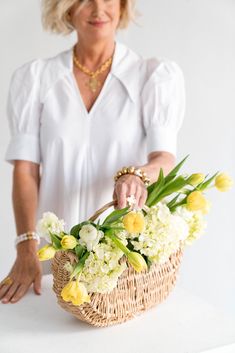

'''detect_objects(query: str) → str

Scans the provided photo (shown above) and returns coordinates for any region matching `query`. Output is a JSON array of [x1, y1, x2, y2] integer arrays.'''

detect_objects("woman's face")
[[69, 0, 122, 42]]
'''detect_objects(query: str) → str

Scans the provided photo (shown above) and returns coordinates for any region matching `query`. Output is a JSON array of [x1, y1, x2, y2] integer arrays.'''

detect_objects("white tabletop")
[[1, 274, 235, 353]]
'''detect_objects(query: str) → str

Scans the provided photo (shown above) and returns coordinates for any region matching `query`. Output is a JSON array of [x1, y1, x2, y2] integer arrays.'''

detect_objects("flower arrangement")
[[36, 156, 233, 307]]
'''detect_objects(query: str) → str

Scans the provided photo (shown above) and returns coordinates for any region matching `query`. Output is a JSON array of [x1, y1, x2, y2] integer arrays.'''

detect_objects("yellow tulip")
[[61, 235, 77, 249], [37, 244, 56, 261], [186, 191, 207, 212], [188, 173, 205, 186], [127, 251, 148, 272], [215, 173, 233, 192], [61, 279, 90, 306], [123, 211, 145, 233]]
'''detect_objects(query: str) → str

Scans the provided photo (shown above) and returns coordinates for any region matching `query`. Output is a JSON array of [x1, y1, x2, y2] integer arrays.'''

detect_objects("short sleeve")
[[5, 59, 43, 165], [141, 59, 185, 157]]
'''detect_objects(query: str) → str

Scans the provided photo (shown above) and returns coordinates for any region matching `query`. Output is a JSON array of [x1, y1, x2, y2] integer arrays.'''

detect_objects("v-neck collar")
[[70, 42, 120, 116], [71, 68, 112, 116], [62, 40, 140, 107]]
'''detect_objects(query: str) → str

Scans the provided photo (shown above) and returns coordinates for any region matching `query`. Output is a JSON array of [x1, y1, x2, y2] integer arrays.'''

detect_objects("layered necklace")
[[73, 46, 113, 93]]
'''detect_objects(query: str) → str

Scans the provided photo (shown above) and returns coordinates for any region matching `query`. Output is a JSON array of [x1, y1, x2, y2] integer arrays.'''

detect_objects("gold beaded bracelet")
[[114, 166, 151, 187]]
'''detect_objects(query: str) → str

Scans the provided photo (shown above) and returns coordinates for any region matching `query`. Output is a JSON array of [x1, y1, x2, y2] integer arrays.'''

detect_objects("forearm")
[[138, 152, 175, 185], [12, 168, 40, 238]]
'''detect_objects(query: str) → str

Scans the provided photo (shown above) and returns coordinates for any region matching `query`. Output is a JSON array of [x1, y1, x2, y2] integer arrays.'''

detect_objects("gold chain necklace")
[[73, 47, 113, 93]]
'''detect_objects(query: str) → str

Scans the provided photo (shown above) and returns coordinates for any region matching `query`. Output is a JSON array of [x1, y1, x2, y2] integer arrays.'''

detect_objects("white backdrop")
[[0, 0, 234, 318]]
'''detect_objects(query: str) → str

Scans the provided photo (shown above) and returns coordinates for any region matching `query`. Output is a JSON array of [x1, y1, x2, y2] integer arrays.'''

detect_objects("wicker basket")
[[51, 201, 183, 327]]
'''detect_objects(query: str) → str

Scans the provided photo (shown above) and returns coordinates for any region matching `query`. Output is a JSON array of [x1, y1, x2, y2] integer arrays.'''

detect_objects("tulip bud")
[[61, 235, 77, 249], [186, 191, 207, 212], [37, 244, 56, 261], [215, 173, 233, 192], [188, 173, 205, 186], [127, 251, 147, 272]]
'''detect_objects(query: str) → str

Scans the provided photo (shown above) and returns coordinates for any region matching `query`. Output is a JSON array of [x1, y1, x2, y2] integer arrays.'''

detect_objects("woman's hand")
[[113, 174, 148, 209], [0, 241, 42, 304]]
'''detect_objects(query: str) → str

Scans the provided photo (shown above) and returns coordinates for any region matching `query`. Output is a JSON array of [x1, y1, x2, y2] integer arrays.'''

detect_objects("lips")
[[88, 20, 108, 25]]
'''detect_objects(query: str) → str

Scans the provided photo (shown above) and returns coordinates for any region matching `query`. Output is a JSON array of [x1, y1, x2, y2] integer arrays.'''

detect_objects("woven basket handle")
[[88, 200, 150, 222], [88, 200, 117, 222]]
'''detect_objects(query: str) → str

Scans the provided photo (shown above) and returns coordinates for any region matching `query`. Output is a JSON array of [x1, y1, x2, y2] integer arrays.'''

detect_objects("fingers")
[[139, 188, 148, 209], [114, 175, 147, 209], [1, 282, 21, 304], [0, 282, 12, 300], [116, 183, 127, 209], [33, 273, 42, 295], [112, 189, 118, 210], [10, 284, 29, 303], [135, 186, 142, 208]]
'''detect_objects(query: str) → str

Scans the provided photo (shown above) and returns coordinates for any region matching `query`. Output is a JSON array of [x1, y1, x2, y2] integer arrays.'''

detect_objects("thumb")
[[33, 273, 42, 295]]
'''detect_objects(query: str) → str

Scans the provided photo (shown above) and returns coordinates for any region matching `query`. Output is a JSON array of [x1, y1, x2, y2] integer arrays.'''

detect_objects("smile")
[[88, 21, 108, 27]]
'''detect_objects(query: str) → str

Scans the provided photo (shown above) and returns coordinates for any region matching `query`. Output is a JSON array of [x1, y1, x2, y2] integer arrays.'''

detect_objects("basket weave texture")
[[51, 248, 183, 327]]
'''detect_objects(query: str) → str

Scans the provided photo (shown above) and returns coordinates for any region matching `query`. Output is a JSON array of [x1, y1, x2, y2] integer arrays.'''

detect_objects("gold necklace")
[[73, 47, 113, 93]]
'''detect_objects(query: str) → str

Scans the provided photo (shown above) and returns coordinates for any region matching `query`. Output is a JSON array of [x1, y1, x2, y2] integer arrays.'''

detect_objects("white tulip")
[[79, 224, 104, 251]]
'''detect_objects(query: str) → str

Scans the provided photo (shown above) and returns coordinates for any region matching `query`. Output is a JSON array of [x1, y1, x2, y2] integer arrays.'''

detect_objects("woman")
[[0, 0, 185, 304]]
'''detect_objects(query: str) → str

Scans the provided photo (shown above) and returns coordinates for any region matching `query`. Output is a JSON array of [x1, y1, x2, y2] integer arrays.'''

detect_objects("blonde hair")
[[41, 0, 137, 35]]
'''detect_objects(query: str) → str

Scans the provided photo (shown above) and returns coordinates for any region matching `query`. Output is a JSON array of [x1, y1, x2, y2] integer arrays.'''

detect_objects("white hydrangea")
[[79, 239, 127, 293], [79, 224, 104, 251], [36, 212, 65, 242], [129, 202, 189, 264], [174, 205, 206, 245]]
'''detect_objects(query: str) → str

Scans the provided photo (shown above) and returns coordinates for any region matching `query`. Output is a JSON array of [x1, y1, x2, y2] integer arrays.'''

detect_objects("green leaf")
[[167, 193, 181, 209], [164, 155, 189, 184], [198, 172, 219, 191], [145, 256, 152, 270], [146, 168, 165, 206], [70, 252, 90, 279], [169, 197, 187, 212], [147, 167, 164, 194], [160, 176, 188, 195], [102, 207, 130, 225], [50, 233, 62, 250], [148, 176, 188, 207], [75, 245, 85, 259], [147, 168, 164, 194], [101, 225, 125, 233]]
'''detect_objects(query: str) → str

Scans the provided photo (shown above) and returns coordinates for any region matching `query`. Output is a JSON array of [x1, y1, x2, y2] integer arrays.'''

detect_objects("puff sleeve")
[[141, 59, 185, 157], [5, 59, 43, 165]]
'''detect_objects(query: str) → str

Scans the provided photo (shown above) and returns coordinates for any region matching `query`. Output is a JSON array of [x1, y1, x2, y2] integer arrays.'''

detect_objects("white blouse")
[[5, 40, 185, 231]]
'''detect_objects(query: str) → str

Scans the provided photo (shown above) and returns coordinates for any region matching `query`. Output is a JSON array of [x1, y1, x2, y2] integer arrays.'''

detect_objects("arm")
[[13, 160, 40, 253], [137, 151, 175, 185]]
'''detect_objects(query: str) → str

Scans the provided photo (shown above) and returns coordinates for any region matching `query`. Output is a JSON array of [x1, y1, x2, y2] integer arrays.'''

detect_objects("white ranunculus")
[[79, 224, 104, 251], [36, 212, 65, 243]]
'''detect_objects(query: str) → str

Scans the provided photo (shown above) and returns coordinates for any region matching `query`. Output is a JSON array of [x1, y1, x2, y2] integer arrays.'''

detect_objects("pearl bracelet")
[[15, 231, 41, 247], [114, 166, 151, 187]]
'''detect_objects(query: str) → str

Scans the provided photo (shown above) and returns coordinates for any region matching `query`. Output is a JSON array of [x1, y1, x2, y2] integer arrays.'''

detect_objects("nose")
[[91, 0, 105, 16]]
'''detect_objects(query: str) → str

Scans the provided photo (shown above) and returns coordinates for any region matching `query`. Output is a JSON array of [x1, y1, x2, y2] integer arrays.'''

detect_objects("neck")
[[74, 38, 116, 70]]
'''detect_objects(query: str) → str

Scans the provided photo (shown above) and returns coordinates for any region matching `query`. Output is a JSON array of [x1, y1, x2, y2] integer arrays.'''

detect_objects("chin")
[[87, 30, 114, 41]]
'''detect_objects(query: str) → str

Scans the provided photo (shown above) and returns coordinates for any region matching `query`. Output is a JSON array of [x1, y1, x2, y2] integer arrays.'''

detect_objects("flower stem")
[[70, 251, 89, 280], [105, 232, 130, 255]]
